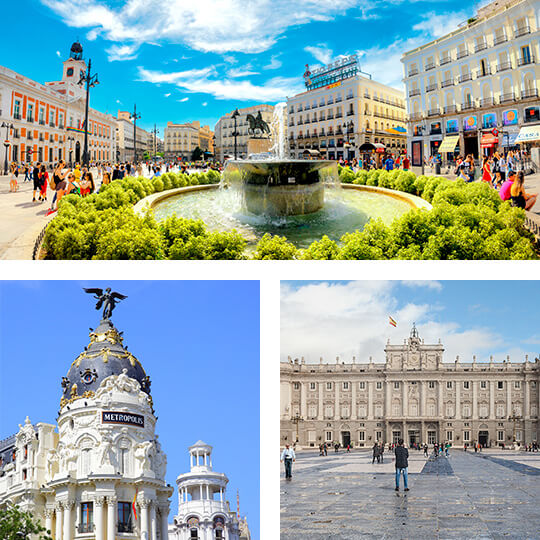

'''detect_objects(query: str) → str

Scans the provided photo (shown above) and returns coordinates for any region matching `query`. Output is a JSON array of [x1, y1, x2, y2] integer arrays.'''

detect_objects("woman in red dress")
[[481, 156, 493, 183]]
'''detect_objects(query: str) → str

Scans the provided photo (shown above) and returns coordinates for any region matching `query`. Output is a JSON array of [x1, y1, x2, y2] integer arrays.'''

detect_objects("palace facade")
[[281, 325, 540, 449]]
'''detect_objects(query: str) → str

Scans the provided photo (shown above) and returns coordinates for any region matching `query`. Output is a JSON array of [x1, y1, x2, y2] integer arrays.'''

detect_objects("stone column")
[[438, 382, 444, 417], [44, 508, 53, 537], [506, 380, 512, 416], [385, 381, 391, 418], [367, 382, 373, 420], [300, 382, 307, 418], [420, 381, 425, 417], [472, 381, 478, 419], [351, 382, 357, 420], [55, 504, 63, 540], [159, 503, 170, 540], [334, 381, 340, 420], [107, 495, 117, 540], [524, 381, 530, 418], [402, 382, 408, 417], [489, 381, 495, 419], [455, 381, 461, 419], [139, 498, 150, 540], [317, 383, 323, 421], [62, 500, 74, 540], [95, 496, 105, 540], [150, 502, 157, 540]]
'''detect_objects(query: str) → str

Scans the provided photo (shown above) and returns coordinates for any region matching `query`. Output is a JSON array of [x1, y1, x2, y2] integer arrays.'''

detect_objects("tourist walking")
[[32, 162, 41, 202], [372, 442, 379, 464], [38, 165, 48, 202], [9, 162, 19, 192], [394, 439, 409, 492], [481, 156, 492, 184], [281, 444, 296, 479], [49, 160, 70, 213], [423, 443, 428, 457]]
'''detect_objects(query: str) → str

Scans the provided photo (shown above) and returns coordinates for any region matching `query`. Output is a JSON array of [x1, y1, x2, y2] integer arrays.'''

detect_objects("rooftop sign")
[[303, 55, 361, 91]]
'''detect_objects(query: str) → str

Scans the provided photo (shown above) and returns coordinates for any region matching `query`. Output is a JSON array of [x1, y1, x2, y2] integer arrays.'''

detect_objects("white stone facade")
[[281, 326, 540, 449], [401, 0, 540, 161], [169, 441, 250, 540]]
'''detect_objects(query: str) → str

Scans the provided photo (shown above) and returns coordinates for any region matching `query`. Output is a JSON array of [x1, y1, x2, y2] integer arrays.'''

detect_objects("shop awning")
[[480, 133, 499, 148], [438, 135, 459, 152], [515, 125, 540, 144]]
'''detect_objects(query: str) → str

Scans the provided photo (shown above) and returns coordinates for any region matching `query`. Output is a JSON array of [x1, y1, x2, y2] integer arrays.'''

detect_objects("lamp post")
[[130, 104, 141, 164], [291, 414, 303, 443], [152, 124, 159, 159], [77, 58, 99, 167], [231, 108, 240, 160], [508, 409, 522, 445], [1, 121, 14, 175], [67, 136, 75, 167], [343, 121, 354, 162]]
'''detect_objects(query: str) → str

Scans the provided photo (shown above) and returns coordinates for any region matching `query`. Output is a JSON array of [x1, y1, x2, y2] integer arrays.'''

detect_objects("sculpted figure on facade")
[[135, 440, 155, 474], [59, 443, 78, 473], [46, 449, 59, 481], [99, 434, 115, 466], [154, 436, 167, 479], [96, 369, 143, 399]]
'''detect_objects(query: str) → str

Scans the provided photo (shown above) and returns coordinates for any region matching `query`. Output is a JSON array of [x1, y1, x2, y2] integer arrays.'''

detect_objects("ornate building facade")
[[0, 41, 116, 166], [169, 441, 250, 540], [281, 325, 540, 449]]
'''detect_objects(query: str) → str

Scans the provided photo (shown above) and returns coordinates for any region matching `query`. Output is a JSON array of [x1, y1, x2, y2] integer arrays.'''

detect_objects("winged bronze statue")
[[83, 287, 128, 320]]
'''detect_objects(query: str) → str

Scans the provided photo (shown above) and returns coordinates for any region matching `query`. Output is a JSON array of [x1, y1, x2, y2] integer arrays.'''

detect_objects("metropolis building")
[[281, 325, 540, 449], [0, 296, 250, 540]]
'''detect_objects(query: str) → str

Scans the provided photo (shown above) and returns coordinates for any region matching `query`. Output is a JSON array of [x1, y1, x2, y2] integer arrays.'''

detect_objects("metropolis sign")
[[102, 411, 145, 427]]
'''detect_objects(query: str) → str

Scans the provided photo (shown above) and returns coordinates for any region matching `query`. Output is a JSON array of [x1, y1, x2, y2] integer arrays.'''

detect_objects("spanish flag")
[[132, 489, 138, 522], [389, 316, 397, 327]]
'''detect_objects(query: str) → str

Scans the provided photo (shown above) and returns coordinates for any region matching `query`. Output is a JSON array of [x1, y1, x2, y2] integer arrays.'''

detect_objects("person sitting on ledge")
[[510, 171, 538, 211], [499, 170, 516, 201]]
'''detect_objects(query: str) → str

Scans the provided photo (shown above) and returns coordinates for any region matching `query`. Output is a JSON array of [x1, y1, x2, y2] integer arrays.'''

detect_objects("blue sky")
[[0, 280, 260, 537], [0, 0, 479, 132], [281, 280, 540, 365]]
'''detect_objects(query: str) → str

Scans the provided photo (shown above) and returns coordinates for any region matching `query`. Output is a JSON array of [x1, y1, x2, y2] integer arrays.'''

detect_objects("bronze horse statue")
[[246, 111, 271, 137]]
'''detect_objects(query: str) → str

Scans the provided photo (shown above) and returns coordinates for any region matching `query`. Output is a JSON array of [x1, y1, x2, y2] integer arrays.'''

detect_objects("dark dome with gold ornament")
[[60, 316, 151, 407]]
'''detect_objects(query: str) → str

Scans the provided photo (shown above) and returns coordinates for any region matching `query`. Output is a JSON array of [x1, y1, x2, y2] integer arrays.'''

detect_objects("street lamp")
[[130, 104, 141, 164], [231, 108, 240, 160], [291, 413, 303, 443], [508, 409, 523, 445], [78, 58, 99, 167], [1, 121, 14, 175], [67, 136, 75, 167], [343, 121, 354, 162], [152, 124, 159, 159]]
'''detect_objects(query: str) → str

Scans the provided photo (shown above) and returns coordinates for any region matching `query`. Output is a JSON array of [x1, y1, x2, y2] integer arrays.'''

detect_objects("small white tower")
[[171, 441, 245, 540]]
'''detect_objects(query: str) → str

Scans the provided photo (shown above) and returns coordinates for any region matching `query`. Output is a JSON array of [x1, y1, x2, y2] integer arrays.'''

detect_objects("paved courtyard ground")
[[280, 449, 540, 539]]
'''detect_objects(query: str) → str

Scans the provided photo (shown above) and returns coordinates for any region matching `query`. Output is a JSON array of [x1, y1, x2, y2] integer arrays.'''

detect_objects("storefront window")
[[482, 113, 497, 129], [524, 107, 540, 123], [502, 110, 518, 126]]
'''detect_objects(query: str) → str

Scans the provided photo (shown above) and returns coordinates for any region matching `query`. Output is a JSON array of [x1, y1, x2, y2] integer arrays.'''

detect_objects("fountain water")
[[223, 102, 337, 216]]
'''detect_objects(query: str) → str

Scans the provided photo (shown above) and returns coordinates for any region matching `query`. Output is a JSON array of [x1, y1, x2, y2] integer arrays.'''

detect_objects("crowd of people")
[[336, 152, 411, 172]]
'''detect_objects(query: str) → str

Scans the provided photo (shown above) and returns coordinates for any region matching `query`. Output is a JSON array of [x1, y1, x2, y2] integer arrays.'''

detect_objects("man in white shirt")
[[280, 444, 296, 479]]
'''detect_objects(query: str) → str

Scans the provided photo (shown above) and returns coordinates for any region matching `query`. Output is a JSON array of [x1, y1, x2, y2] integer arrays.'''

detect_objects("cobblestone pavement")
[[280, 449, 540, 539]]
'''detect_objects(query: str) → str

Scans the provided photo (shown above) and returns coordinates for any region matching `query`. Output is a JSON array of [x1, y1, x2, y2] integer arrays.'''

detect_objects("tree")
[[0, 504, 52, 540], [191, 146, 203, 161], [142, 151, 150, 161]]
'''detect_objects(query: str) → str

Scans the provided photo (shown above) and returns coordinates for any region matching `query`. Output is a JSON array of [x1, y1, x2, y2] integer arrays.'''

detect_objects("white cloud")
[[280, 281, 523, 365], [178, 97, 189, 102], [412, 11, 468, 38], [40, 0, 360, 55], [401, 280, 442, 291], [164, 93, 171, 97], [137, 66, 303, 101], [227, 67, 259, 78], [106, 43, 139, 61], [263, 55, 282, 70], [202, 102, 208, 106], [304, 44, 333, 64], [115, 99, 122, 104], [56, 50, 61, 57]]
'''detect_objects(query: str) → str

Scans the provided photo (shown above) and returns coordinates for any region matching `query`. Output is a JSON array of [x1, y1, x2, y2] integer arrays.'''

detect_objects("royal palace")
[[280, 325, 540, 449]]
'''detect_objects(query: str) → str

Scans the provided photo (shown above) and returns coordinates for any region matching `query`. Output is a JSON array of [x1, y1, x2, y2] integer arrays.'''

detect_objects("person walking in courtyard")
[[281, 444, 296, 479], [423, 443, 429, 458], [372, 442, 379, 464], [380, 443, 384, 463], [394, 439, 409, 492]]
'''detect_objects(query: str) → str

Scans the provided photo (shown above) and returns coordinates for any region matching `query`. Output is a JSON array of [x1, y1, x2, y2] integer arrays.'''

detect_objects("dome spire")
[[70, 40, 83, 60]]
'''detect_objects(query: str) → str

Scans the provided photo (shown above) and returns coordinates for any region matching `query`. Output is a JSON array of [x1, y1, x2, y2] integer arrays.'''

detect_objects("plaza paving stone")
[[280, 449, 540, 539]]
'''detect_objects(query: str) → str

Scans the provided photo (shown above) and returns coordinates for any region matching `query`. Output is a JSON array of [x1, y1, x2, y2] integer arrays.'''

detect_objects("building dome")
[[69, 41, 83, 60], [60, 318, 151, 405]]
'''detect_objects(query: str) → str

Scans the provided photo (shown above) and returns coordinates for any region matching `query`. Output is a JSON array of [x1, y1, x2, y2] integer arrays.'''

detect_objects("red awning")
[[480, 133, 499, 148]]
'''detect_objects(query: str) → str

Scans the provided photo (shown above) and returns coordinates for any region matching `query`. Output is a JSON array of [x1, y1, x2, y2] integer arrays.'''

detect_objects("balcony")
[[327, 114, 334, 120], [78, 523, 95, 533], [518, 56, 535, 66], [13, 131, 19, 139], [409, 88, 421, 97], [26, 133, 33, 140], [477, 68, 492, 78], [425, 62, 436, 71], [427, 109, 440, 117], [475, 42, 488, 52], [409, 113, 423, 121], [497, 61, 512, 72], [407, 68, 418, 77], [39, 119, 45, 126], [440, 56, 452, 65], [457, 50, 469, 59], [347, 110, 354, 116], [430, 127, 442, 135], [514, 25, 531, 38], [347, 94, 354, 100], [480, 97, 495, 107], [462, 101, 475, 110], [458, 73, 472, 83], [59, 123, 64, 129], [426, 83, 438, 92], [364, 92, 371, 99], [499, 92, 515, 103], [444, 105, 458, 114], [446, 126, 459, 134], [493, 34, 507, 45], [441, 79, 454, 88], [118, 524, 133, 533], [39, 135, 44, 141], [13, 112, 21, 120], [49, 122, 55, 128], [521, 88, 539, 100], [27, 117, 34, 123], [335, 97, 342, 103]]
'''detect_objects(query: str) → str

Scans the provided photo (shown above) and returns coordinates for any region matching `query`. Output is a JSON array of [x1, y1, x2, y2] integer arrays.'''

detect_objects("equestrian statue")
[[246, 111, 271, 138]]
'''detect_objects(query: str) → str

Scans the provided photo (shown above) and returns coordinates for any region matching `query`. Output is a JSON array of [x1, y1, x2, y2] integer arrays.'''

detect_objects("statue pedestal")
[[247, 138, 272, 156]]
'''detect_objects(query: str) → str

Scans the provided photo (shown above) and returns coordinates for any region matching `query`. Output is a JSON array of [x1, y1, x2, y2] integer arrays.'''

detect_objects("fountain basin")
[[224, 160, 336, 216]]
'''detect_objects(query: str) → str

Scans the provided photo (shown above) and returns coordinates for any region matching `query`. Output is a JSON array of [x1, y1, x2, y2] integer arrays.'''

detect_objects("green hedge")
[[42, 168, 538, 260]]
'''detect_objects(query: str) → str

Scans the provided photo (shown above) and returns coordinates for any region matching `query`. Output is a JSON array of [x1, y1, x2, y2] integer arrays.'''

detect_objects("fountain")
[[223, 102, 337, 216]]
